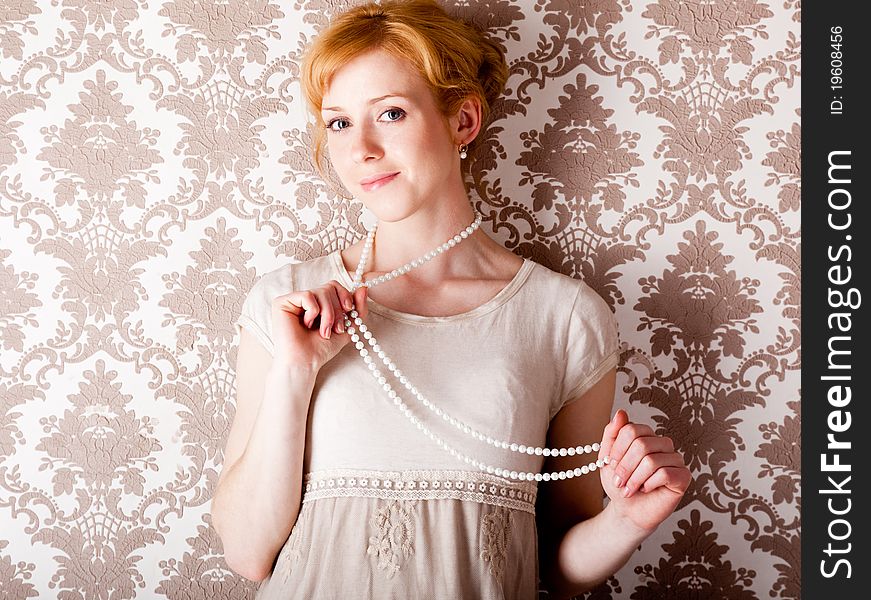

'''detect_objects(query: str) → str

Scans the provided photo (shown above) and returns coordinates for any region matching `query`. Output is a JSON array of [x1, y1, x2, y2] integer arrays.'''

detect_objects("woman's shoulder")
[[248, 251, 338, 300], [524, 257, 597, 298], [521, 258, 615, 328]]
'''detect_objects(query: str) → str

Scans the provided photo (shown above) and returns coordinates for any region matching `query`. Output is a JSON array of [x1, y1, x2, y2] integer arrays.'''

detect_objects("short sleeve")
[[552, 282, 621, 418], [234, 264, 295, 357]]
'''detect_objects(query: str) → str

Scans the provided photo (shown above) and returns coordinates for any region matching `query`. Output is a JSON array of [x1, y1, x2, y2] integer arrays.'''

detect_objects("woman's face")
[[320, 49, 460, 220]]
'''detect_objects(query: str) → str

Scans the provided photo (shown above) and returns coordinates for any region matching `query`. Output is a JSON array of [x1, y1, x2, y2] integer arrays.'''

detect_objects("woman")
[[211, 1, 691, 598]]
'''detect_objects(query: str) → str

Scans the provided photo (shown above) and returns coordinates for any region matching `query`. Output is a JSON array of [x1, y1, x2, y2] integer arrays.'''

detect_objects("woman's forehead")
[[323, 50, 423, 103]]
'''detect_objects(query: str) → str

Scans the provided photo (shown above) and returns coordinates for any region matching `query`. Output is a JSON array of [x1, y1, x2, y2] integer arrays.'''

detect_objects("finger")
[[329, 284, 348, 335], [638, 464, 692, 496], [277, 291, 318, 324], [621, 452, 686, 498], [611, 435, 674, 487], [598, 409, 628, 464], [606, 421, 656, 472], [323, 282, 348, 338], [352, 285, 369, 319], [316, 286, 338, 339], [333, 283, 356, 331]]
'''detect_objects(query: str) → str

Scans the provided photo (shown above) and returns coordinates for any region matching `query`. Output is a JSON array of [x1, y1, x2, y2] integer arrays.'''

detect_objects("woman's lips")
[[360, 172, 399, 192]]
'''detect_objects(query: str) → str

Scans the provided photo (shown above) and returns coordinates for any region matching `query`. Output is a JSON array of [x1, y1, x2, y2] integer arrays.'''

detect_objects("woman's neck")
[[374, 202, 473, 252], [346, 205, 506, 286]]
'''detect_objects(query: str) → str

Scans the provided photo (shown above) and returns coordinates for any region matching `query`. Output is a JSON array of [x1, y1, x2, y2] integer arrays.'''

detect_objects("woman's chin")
[[359, 202, 421, 225]]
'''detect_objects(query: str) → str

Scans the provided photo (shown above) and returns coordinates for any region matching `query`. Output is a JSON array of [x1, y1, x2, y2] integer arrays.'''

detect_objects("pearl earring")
[[459, 143, 468, 159]]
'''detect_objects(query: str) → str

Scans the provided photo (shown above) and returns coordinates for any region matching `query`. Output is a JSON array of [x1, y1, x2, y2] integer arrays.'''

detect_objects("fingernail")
[[344, 299, 353, 310], [622, 486, 632, 498], [613, 475, 622, 488]]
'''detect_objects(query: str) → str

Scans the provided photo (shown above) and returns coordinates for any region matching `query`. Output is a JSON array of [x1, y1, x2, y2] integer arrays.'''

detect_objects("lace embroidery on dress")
[[302, 468, 537, 514], [480, 505, 512, 579], [276, 503, 308, 585], [366, 499, 417, 579]]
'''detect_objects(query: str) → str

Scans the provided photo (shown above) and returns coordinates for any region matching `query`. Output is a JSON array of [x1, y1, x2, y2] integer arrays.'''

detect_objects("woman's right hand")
[[270, 280, 369, 372]]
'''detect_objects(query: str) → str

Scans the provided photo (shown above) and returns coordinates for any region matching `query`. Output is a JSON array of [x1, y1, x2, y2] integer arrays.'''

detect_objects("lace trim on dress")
[[366, 499, 417, 578], [480, 505, 512, 580], [302, 468, 538, 515], [276, 502, 308, 585]]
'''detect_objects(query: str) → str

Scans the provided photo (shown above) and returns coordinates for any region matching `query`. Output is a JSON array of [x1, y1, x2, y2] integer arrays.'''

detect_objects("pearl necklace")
[[339, 210, 609, 482]]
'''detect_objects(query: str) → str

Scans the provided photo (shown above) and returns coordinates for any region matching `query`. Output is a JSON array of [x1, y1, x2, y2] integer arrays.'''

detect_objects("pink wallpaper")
[[0, 1, 800, 598]]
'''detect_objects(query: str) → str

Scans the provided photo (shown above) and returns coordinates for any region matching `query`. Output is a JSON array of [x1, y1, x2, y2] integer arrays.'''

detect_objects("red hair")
[[300, 0, 508, 179]]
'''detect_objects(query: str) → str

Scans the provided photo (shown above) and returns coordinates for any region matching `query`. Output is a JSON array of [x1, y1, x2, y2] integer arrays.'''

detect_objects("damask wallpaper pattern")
[[0, 0, 799, 598]]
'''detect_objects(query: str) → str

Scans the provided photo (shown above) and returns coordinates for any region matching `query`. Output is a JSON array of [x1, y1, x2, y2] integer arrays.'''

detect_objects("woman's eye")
[[326, 118, 349, 132], [325, 108, 405, 133], [382, 108, 406, 121]]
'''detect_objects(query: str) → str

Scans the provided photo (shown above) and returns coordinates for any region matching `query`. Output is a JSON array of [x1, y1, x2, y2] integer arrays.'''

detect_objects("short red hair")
[[300, 0, 508, 179]]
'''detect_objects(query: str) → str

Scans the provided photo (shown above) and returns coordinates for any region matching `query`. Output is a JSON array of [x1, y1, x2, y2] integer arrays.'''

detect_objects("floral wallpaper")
[[0, 0, 799, 598]]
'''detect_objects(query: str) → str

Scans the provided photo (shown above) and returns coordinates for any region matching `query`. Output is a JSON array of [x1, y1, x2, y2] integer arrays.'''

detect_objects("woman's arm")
[[537, 368, 691, 598], [537, 367, 624, 596], [210, 328, 317, 582], [540, 499, 651, 598]]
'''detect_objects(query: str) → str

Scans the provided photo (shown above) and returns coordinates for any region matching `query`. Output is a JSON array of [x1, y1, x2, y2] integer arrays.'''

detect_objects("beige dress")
[[233, 249, 620, 599]]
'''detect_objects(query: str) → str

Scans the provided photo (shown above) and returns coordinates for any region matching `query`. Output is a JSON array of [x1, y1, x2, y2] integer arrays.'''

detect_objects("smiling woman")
[[300, 2, 506, 183], [315, 48, 475, 229], [210, 1, 690, 599]]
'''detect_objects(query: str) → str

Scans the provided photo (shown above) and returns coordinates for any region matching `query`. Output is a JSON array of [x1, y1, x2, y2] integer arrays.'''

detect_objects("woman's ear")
[[449, 95, 483, 146]]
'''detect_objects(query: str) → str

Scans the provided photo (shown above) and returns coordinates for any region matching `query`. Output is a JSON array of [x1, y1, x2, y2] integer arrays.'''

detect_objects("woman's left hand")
[[598, 409, 692, 535]]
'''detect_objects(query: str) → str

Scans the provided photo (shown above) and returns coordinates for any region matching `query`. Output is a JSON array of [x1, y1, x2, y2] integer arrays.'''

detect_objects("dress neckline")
[[330, 248, 535, 324]]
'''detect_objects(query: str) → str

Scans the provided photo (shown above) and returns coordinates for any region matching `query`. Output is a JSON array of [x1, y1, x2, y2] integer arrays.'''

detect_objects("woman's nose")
[[350, 125, 383, 163]]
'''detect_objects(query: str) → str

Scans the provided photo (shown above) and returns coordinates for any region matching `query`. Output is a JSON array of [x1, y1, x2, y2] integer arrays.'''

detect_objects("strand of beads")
[[352, 211, 483, 288], [342, 309, 601, 459], [341, 310, 609, 482], [342, 208, 606, 480]]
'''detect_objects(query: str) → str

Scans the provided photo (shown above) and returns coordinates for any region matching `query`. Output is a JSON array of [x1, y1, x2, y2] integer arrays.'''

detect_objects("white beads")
[[342, 318, 609, 481], [342, 209, 605, 482], [352, 212, 483, 289]]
